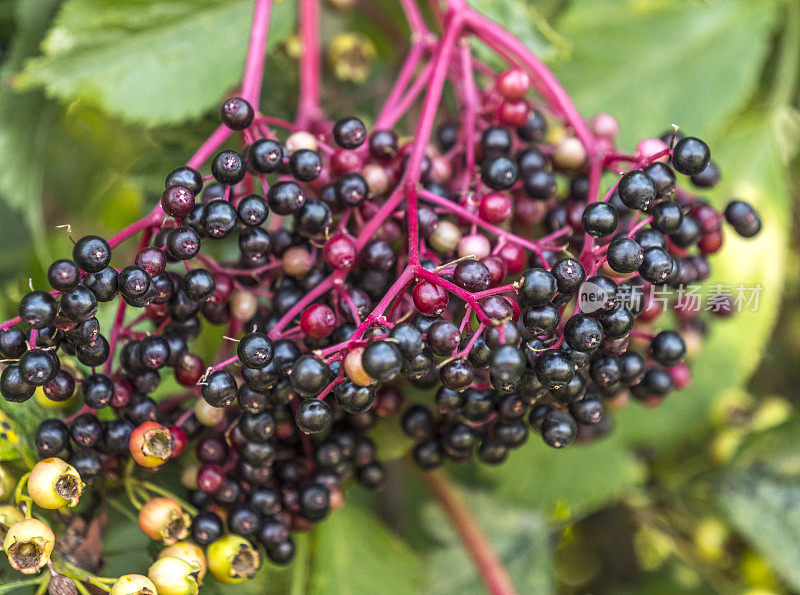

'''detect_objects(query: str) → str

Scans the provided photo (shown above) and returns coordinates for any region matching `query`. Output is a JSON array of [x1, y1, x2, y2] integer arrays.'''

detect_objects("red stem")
[[420, 470, 517, 595], [241, 0, 274, 108], [297, 0, 321, 129]]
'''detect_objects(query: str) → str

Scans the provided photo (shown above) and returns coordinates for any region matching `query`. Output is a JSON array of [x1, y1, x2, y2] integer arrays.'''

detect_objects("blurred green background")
[[0, 0, 799, 592]]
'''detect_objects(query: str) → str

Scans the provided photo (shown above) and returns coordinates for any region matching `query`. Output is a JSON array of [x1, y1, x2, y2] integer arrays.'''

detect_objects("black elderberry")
[[523, 169, 556, 200], [651, 200, 684, 234], [237, 194, 270, 226], [617, 170, 656, 211], [644, 162, 676, 197], [165, 166, 203, 195], [541, 409, 577, 448], [118, 266, 151, 300], [182, 269, 216, 302], [522, 304, 559, 336], [220, 96, 254, 130], [481, 155, 518, 190], [334, 381, 375, 414], [413, 440, 444, 469], [289, 149, 323, 182], [671, 136, 710, 175], [201, 370, 238, 407], [0, 327, 27, 359], [436, 122, 459, 152], [268, 181, 306, 215], [18, 349, 59, 386], [480, 126, 513, 155], [238, 332, 274, 369], [73, 235, 111, 273], [724, 200, 761, 238], [649, 330, 686, 367], [335, 173, 369, 206], [70, 448, 102, 483], [551, 258, 586, 295], [362, 340, 403, 383], [582, 202, 618, 238], [35, 418, 70, 458], [201, 199, 238, 238], [247, 139, 285, 174], [333, 116, 367, 149], [606, 237, 643, 274], [289, 355, 330, 397], [211, 150, 246, 185], [369, 129, 398, 159], [691, 161, 720, 188], [0, 365, 35, 402], [295, 398, 331, 434], [84, 267, 119, 302], [638, 247, 673, 284], [82, 374, 114, 408], [47, 259, 80, 291], [489, 345, 526, 391], [535, 349, 574, 389], [295, 200, 332, 236], [569, 394, 604, 425], [440, 357, 474, 391], [19, 291, 57, 330], [192, 511, 224, 545], [60, 286, 98, 322], [69, 413, 103, 448], [299, 482, 330, 521], [517, 109, 547, 142]]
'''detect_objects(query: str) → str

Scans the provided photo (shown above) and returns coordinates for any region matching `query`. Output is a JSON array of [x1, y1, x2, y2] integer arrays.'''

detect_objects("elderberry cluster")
[[0, 67, 761, 574]]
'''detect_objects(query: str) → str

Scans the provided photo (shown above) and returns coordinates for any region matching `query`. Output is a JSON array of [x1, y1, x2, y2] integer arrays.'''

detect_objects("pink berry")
[[324, 234, 356, 270], [497, 69, 531, 101], [300, 304, 336, 339], [479, 192, 513, 224], [458, 233, 492, 260], [412, 281, 448, 316]]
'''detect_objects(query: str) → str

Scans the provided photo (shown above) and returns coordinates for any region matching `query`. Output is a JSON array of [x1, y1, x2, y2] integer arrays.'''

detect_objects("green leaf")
[[614, 110, 790, 451], [17, 0, 296, 126], [478, 434, 645, 519], [308, 503, 422, 594], [468, 0, 567, 67], [0, 1, 60, 270], [422, 489, 553, 594], [716, 470, 800, 591], [729, 414, 800, 478], [553, 0, 777, 147]]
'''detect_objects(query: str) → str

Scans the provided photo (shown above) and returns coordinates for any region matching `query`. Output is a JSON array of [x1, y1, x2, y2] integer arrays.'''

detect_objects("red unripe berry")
[[324, 234, 356, 270], [175, 353, 205, 387], [145, 302, 168, 325], [211, 274, 233, 303], [499, 100, 530, 127], [497, 69, 531, 100], [479, 192, 513, 224], [412, 281, 448, 316], [481, 255, 507, 287], [168, 425, 188, 458], [669, 363, 692, 390], [693, 205, 721, 234], [513, 197, 546, 227], [300, 304, 336, 339], [590, 113, 619, 140], [698, 230, 723, 254], [331, 149, 362, 175], [635, 138, 669, 162], [197, 464, 225, 493], [497, 242, 526, 275], [111, 376, 133, 408]]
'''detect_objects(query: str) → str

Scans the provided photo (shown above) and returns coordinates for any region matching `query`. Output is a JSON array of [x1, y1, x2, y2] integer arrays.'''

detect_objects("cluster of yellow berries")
[[1, 457, 261, 593]]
